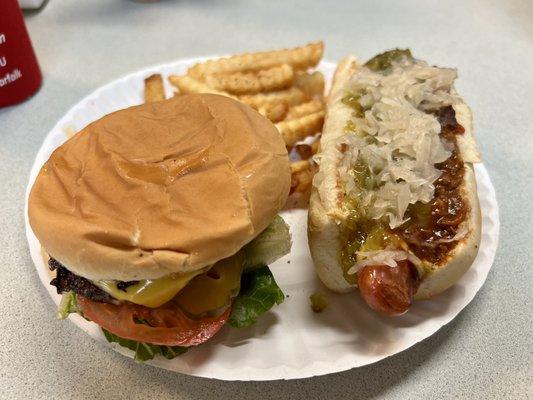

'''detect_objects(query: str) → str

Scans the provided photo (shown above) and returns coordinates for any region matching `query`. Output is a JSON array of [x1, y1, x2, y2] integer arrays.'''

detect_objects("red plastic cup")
[[0, 0, 42, 108]]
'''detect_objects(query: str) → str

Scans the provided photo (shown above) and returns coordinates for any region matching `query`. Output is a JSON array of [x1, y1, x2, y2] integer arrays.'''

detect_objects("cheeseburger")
[[29, 94, 292, 361]]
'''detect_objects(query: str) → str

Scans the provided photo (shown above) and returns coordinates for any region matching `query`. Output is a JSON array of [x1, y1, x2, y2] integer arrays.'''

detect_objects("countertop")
[[0, 0, 531, 398]]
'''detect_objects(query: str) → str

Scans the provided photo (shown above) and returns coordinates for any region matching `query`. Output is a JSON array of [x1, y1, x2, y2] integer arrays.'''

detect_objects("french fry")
[[257, 102, 289, 123], [144, 74, 165, 103], [290, 160, 313, 174], [204, 64, 294, 95], [290, 160, 315, 194], [311, 138, 320, 154], [254, 64, 294, 92], [286, 159, 317, 209], [188, 41, 324, 78], [276, 110, 325, 148], [168, 75, 237, 99], [294, 71, 325, 98], [239, 86, 308, 109], [286, 99, 324, 120]]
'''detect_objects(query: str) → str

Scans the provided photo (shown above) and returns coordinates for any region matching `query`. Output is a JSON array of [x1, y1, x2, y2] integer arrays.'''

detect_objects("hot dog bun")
[[308, 54, 482, 302], [308, 57, 357, 293]]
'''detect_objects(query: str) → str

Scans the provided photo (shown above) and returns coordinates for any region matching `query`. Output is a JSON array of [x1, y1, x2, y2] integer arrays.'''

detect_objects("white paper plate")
[[24, 58, 500, 381]]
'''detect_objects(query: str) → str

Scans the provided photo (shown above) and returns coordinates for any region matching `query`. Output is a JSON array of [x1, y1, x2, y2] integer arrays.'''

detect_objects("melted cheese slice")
[[93, 269, 204, 308]]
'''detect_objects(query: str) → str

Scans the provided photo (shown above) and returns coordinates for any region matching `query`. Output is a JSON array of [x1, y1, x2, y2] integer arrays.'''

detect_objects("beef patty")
[[49, 258, 115, 303]]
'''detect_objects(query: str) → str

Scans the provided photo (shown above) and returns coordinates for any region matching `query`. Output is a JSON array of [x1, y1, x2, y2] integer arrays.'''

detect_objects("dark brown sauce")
[[396, 106, 468, 264]]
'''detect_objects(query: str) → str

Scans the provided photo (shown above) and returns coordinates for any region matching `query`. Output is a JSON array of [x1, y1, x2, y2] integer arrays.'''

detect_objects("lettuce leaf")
[[56, 291, 80, 320], [102, 329, 187, 362], [229, 266, 285, 328], [243, 215, 291, 271]]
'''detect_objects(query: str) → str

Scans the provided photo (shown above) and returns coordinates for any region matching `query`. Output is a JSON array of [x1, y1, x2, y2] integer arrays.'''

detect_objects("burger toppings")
[[49, 215, 291, 362], [174, 253, 244, 317], [76, 295, 232, 347], [242, 215, 292, 270], [325, 49, 469, 278], [49, 259, 114, 304], [102, 329, 188, 363], [93, 269, 203, 309], [228, 266, 285, 328]]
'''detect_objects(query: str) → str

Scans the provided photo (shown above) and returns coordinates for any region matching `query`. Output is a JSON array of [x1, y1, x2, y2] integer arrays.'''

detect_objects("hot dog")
[[357, 261, 419, 315], [308, 50, 482, 315]]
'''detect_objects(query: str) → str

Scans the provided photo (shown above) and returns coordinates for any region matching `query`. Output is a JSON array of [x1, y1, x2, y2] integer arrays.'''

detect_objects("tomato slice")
[[77, 296, 230, 346]]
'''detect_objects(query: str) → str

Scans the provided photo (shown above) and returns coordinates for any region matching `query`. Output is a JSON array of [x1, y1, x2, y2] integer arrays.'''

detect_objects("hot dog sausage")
[[357, 261, 419, 316]]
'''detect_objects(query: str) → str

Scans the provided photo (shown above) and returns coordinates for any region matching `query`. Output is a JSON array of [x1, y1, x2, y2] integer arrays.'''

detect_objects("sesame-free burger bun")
[[29, 94, 291, 281]]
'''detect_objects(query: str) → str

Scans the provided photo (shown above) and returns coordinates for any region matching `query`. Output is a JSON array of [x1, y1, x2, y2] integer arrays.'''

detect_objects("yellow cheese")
[[93, 269, 203, 308], [175, 252, 244, 316]]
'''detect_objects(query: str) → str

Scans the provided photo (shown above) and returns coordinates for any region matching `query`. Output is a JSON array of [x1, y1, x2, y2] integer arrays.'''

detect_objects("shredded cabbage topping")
[[347, 248, 423, 275], [313, 54, 466, 274], [335, 57, 461, 229]]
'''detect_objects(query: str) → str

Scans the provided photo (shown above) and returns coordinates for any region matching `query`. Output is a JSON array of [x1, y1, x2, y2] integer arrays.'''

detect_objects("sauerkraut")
[[336, 58, 461, 229], [347, 248, 422, 275]]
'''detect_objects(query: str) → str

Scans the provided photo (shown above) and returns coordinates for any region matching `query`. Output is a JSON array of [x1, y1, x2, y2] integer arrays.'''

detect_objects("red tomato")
[[77, 296, 230, 346]]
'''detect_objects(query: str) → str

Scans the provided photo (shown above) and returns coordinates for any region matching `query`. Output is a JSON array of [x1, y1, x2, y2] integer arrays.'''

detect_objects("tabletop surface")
[[1, 0, 532, 399]]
